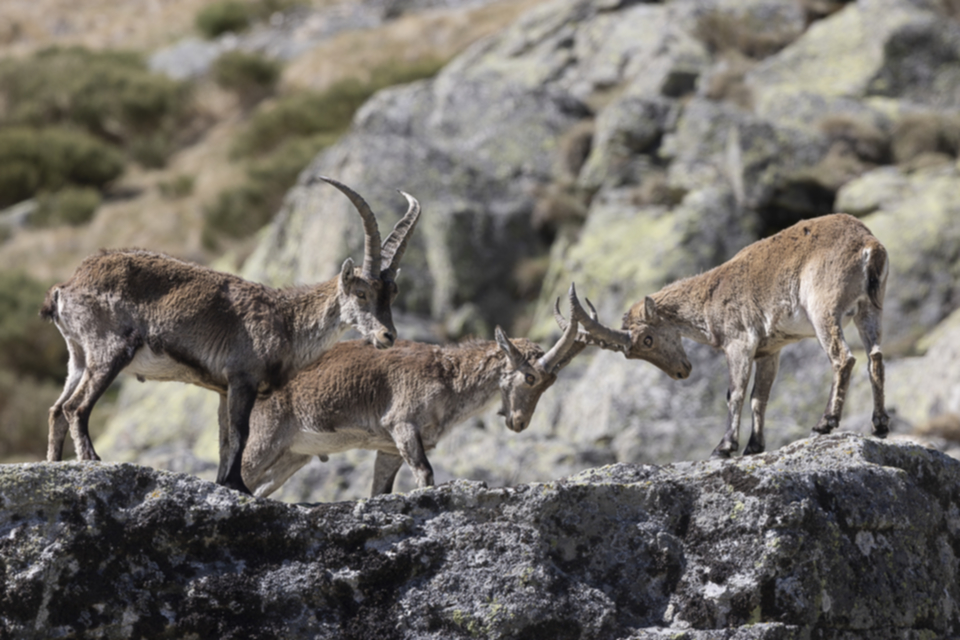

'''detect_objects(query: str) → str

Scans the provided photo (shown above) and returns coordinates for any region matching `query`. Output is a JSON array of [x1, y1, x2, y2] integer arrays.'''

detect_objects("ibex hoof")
[[710, 447, 734, 460], [872, 413, 890, 438], [743, 440, 765, 456], [812, 416, 838, 435]]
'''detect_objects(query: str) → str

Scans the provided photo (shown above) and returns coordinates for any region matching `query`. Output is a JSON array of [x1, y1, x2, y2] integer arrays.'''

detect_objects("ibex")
[[241, 288, 587, 498], [569, 213, 889, 458], [40, 176, 420, 494]]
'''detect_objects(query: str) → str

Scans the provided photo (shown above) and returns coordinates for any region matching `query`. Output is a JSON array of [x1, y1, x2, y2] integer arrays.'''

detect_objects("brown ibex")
[[241, 288, 586, 498], [40, 176, 420, 494], [569, 213, 889, 458]]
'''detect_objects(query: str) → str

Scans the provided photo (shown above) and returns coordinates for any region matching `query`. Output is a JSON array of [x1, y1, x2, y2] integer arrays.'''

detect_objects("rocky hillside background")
[[3, 0, 960, 503]]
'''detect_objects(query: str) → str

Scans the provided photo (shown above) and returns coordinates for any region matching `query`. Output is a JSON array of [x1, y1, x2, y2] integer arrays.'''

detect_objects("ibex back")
[[572, 213, 889, 457], [243, 289, 586, 498], [40, 177, 420, 493]]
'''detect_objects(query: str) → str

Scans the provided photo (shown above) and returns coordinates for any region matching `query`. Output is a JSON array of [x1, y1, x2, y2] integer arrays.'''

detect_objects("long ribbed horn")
[[315, 176, 381, 279], [554, 287, 598, 336], [570, 284, 631, 352], [381, 190, 421, 280], [538, 285, 581, 373]]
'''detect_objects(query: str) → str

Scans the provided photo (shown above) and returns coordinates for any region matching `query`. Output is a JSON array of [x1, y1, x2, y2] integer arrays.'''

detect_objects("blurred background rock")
[[2, 0, 959, 502]]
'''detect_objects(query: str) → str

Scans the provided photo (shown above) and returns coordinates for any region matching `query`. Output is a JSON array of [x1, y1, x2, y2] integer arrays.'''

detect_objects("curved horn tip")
[[584, 297, 599, 319]]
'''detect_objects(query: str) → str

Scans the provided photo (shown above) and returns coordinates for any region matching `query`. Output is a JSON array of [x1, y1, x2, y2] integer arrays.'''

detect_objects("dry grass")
[[282, 0, 549, 91]]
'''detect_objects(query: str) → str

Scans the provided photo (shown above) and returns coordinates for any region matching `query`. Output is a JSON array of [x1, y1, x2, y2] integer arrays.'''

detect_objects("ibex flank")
[[242, 288, 587, 498], [572, 213, 889, 458], [40, 176, 420, 494]]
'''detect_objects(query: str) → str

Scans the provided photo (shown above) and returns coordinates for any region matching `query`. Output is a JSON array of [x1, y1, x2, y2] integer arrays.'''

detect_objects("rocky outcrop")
[[2, 433, 958, 639], [97, 0, 960, 505]]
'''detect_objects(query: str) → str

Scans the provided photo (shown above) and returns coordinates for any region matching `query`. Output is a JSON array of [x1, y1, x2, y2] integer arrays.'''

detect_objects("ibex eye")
[[643, 336, 654, 348], [524, 373, 536, 385]]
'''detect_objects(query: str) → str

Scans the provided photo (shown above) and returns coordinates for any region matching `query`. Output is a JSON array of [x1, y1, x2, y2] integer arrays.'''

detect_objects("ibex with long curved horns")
[[241, 287, 587, 498], [568, 213, 889, 458], [40, 176, 420, 494]]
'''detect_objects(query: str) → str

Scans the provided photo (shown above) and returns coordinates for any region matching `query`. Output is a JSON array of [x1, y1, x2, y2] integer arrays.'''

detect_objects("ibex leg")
[[61, 342, 139, 461], [744, 352, 780, 455], [218, 377, 256, 494], [372, 451, 405, 496], [393, 422, 434, 489], [712, 346, 755, 458], [47, 341, 86, 461], [854, 305, 889, 437], [813, 316, 855, 435]]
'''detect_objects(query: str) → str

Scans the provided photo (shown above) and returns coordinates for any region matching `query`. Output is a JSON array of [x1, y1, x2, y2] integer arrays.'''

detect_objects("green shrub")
[[208, 56, 447, 241], [233, 57, 446, 158], [212, 50, 282, 104], [31, 187, 102, 228], [0, 127, 124, 208], [196, 1, 253, 38], [0, 47, 193, 166], [0, 271, 67, 383], [196, 0, 304, 38]]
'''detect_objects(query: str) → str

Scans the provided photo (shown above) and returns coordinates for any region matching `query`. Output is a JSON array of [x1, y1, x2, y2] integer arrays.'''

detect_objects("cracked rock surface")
[[2, 432, 957, 639]]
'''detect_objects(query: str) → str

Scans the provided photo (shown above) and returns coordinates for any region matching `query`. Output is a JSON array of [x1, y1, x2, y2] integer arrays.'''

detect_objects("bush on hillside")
[[0, 127, 124, 208], [205, 57, 447, 242], [0, 47, 194, 167], [212, 50, 282, 105], [232, 57, 446, 158], [196, 1, 253, 38], [196, 0, 302, 39], [31, 187, 103, 228]]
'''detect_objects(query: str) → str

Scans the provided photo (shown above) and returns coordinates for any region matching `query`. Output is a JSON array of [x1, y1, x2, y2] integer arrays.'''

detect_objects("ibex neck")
[[440, 340, 509, 421], [284, 278, 346, 370], [446, 340, 507, 396], [652, 275, 716, 346]]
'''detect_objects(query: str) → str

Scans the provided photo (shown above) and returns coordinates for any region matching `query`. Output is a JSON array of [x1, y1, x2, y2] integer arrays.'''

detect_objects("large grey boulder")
[[2, 433, 958, 638]]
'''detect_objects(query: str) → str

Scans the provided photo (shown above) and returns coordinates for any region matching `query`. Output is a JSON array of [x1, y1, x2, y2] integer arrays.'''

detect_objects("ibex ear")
[[644, 296, 658, 321], [340, 257, 355, 289], [495, 326, 524, 369]]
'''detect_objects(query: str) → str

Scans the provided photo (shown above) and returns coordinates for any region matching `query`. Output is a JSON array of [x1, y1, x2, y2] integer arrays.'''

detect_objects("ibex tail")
[[864, 241, 887, 310]]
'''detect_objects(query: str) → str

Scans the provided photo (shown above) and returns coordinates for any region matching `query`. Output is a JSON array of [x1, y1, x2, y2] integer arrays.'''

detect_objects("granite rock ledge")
[[1, 432, 957, 639]]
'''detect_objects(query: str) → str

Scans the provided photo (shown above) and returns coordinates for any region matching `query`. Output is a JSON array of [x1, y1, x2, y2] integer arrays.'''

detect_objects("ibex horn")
[[381, 190, 421, 280], [539, 285, 582, 372], [315, 176, 382, 280], [570, 284, 632, 352]]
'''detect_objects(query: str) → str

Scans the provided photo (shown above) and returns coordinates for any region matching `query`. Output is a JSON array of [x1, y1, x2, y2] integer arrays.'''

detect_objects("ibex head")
[[569, 285, 692, 380], [494, 285, 583, 432], [318, 176, 421, 350]]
